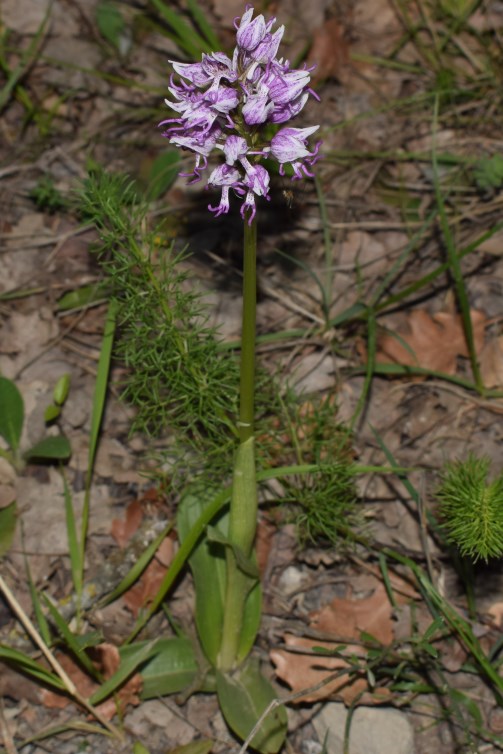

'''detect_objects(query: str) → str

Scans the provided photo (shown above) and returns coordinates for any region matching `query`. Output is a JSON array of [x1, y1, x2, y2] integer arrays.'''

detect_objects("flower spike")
[[161, 5, 322, 220]]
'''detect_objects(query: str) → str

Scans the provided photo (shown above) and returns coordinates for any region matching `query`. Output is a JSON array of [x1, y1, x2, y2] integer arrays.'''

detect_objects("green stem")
[[238, 217, 257, 443], [218, 216, 259, 671]]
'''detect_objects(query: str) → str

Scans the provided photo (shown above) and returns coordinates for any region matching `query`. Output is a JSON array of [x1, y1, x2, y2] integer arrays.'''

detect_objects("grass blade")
[[150, 0, 209, 57], [431, 94, 483, 392], [187, 0, 220, 51], [80, 300, 118, 580]]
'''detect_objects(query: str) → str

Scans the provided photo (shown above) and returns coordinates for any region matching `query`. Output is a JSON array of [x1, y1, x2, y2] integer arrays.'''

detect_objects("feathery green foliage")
[[79, 169, 239, 460], [437, 454, 503, 561]]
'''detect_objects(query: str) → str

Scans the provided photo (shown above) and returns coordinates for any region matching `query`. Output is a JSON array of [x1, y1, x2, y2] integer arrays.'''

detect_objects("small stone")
[[312, 702, 415, 754]]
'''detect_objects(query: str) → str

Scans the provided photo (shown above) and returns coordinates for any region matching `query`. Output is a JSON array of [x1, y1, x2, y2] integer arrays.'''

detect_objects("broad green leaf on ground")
[[120, 637, 201, 698], [0, 377, 24, 451], [177, 488, 227, 666], [25, 435, 71, 461], [216, 659, 287, 754]]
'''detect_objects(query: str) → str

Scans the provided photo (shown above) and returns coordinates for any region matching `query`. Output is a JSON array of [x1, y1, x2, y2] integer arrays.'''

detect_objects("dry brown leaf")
[[110, 498, 143, 548], [110, 495, 175, 616], [307, 18, 349, 84], [271, 584, 399, 704], [41, 643, 142, 719], [270, 634, 368, 704], [377, 309, 486, 374], [480, 336, 503, 388], [311, 583, 394, 645], [122, 539, 174, 616]]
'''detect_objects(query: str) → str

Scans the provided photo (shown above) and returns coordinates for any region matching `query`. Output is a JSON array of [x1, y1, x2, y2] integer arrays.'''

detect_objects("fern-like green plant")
[[79, 169, 239, 455], [436, 454, 503, 561]]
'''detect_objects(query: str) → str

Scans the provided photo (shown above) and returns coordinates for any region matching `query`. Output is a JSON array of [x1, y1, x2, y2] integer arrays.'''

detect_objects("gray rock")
[[313, 703, 415, 754]]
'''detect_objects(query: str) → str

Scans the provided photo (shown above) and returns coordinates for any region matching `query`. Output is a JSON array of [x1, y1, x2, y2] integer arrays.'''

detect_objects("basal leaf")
[[120, 637, 200, 698], [177, 488, 227, 666], [216, 659, 287, 754]]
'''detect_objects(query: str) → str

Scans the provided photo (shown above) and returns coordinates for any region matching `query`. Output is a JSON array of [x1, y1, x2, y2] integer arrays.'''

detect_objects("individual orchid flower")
[[207, 164, 244, 218], [236, 10, 267, 51], [270, 126, 322, 179]]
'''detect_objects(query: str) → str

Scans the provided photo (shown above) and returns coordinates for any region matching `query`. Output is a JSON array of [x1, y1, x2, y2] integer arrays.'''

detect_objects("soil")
[[1, 1, 503, 753]]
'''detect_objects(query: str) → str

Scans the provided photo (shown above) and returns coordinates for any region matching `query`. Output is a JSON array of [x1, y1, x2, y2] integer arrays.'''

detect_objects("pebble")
[[312, 702, 415, 754]]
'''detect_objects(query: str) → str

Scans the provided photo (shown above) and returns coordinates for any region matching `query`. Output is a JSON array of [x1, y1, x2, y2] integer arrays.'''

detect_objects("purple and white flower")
[[270, 126, 322, 179], [161, 5, 321, 223]]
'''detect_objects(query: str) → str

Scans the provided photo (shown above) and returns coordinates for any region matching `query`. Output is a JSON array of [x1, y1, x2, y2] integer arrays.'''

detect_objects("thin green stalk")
[[238, 217, 257, 444], [219, 216, 259, 671]]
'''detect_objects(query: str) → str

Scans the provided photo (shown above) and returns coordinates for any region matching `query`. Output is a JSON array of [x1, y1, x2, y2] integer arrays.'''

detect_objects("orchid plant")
[[150, 6, 321, 751]]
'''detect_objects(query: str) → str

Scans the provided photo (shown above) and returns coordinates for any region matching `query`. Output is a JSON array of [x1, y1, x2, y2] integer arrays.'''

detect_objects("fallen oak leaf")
[[270, 635, 391, 705], [271, 634, 367, 704], [271, 583, 399, 705], [311, 583, 395, 645], [377, 309, 486, 375]]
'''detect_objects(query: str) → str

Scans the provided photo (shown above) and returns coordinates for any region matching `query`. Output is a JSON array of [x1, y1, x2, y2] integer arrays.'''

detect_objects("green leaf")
[[62, 472, 83, 596], [42, 595, 98, 678], [100, 521, 173, 606], [44, 404, 61, 423], [25, 435, 71, 461], [96, 1, 126, 48], [177, 489, 227, 666], [206, 526, 259, 579], [133, 744, 151, 754], [119, 638, 199, 699], [25, 552, 51, 645], [147, 151, 180, 200], [149, 0, 210, 57], [57, 283, 109, 312], [0, 502, 17, 558], [187, 0, 219, 50], [0, 377, 24, 452], [53, 373, 71, 406], [177, 489, 262, 667], [216, 659, 287, 754], [0, 644, 65, 690]]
